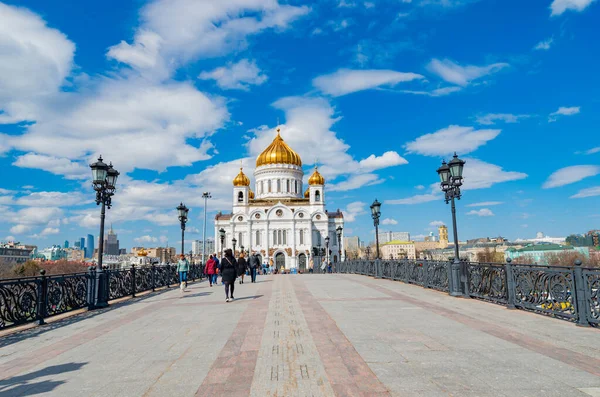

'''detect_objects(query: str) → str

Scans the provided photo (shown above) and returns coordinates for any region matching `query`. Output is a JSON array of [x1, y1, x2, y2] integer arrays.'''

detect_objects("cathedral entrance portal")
[[298, 254, 307, 272], [275, 252, 285, 271]]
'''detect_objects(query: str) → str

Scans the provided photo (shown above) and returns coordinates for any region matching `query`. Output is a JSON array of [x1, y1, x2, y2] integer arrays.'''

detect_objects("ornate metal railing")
[[0, 264, 203, 330], [337, 259, 599, 327]]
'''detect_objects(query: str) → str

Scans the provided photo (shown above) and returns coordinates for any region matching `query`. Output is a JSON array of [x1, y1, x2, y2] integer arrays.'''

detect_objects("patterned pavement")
[[1, 274, 599, 396]]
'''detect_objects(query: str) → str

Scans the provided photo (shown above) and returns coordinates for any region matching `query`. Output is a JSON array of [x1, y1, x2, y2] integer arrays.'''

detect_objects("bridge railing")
[[0, 264, 203, 330], [337, 259, 599, 327]]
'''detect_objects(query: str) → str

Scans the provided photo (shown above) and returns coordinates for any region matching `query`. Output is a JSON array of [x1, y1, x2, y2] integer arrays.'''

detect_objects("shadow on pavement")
[[180, 292, 212, 299], [0, 282, 201, 349], [232, 295, 264, 301], [0, 362, 86, 397]]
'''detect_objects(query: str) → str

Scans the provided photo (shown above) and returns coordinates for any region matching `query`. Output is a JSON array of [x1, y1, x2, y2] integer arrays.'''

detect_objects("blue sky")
[[1, 0, 599, 252]]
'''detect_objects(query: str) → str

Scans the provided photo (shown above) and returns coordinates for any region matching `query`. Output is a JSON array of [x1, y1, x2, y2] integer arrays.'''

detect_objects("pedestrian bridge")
[[1, 269, 599, 396]]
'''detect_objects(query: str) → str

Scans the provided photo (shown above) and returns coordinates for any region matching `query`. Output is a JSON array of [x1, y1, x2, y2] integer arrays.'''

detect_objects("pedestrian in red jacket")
[[204, 255, 218, 287]]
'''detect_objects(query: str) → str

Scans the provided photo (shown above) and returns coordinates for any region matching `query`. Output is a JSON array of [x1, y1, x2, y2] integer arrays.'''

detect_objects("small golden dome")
[[233, 168, 250, 186], [249, 189, 255, 199], [304, 188, 310, 198], [256, 129, 302, 167], [308, 167, 325, 185], [137, 248, 148, 257]]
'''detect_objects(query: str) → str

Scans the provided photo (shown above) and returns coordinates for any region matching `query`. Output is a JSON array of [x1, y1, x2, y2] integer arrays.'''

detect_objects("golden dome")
[[249, 189, 255, 199], [137, 248, 148, 257], [304, 188, 310, 198], [233, 168, 250, 186], [256, 129, 302, 167], [308, 167, 325, 185]]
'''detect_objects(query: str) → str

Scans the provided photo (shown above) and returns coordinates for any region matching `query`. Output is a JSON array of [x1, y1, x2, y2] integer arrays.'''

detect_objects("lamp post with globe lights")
[[201, 192, 211, 265], [176, 203, 189, 257], [219, 228, 226, 259], [437, 153, 466, 297], [325, 236, 330, 265], [370, 199, 382, 259], [90, 156, 120, 308], [336, 226, 343, 262]]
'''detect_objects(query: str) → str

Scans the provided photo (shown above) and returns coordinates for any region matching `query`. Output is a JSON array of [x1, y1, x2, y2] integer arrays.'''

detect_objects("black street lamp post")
[[240, 244, 244, 258], [365, 246, 371, 260], [325, 236, 330, 264], [177, 203, 189, 256], [437, 153, 466, 297], [336, 226, 343, 262], [90, 156, 120, 308], [370, 199, 381, 259], [232, 237, 237, 256], [219, 228, 226, 259]]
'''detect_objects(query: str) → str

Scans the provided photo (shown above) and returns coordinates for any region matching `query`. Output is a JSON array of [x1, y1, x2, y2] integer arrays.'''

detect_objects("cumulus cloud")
[[543, 165, 600, 188], [475, 113, 530, 125], [41, 227, 60, 236], [13, 154, 89, 180], [381, 218, 398, 225], [467, 201, 503, 207], [10, 224, 31, 235], [313, 69, 424, 97], [466, 208, 494, 217], [550, 0, 596, 16], [134, 235, 159, 244], [15, 191, 90, 207], [358, 152, 408, 172], [199, 59, 267, 91], [427, 58, 509, 87], [429, 220, 445, 227], [462, 159, 527, 190], [404, 125, 501, 156], [344, 201, 367, 222], [548, 106, 580, 122], [534, 37, 554, 50]]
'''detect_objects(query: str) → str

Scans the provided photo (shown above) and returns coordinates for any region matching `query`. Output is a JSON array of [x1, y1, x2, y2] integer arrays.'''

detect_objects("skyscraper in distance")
[[86, 234, 94, 259], [64, 240, 69, 249], [80, 237, 85, 255]]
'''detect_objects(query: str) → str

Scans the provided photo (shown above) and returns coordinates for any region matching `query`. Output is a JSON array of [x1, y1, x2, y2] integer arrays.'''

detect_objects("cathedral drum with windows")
[[214, 129, 344, 271]]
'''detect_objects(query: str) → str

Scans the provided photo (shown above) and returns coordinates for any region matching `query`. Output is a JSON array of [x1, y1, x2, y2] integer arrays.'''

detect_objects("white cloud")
[[329, 174, 383, 192], [534, 37, 554, 50], [358, 151, 408, 172], [313, 69, 424, 97], [415, 185, 425, 190], [4, 236, 15, 242], [475, 113, 530, 125], [401, 86, 462, 97], [550, 0, 596, 16], [466, 208, 494, 217], [0, 3, 75, 123], [13, 154, 89, 180], [107, 0, 309, 77], [381, 218, 398, 225], [462, 159, 528, 190], [429, 221, 445, 227], [583, 147, 600, 155], [344, 201, 367, 222], [427, 58, 509, 87], [543, 165, 600, 188], [338, 0, 357, 7], [10, 224, 31, 234], [386, 187, 441, 205], [134, 235, 159, 244], [571, 186, 600, 199], [404, 125, 501, 156], [15, 191, 90, 207], [548, 106, 580, 122], [199, 59, 267, 91], [467, 201, 503, 207], [41, 227, 60, 236]]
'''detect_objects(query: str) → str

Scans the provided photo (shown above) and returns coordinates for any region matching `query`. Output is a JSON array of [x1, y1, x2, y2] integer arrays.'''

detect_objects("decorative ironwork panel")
[[0, 277, 41, 329], [407, 261, 426, 286], [188, 265, 202, 280], [583, 269, 600, 325], [467, 263, 507, 304], [512, 265, 576, 321], [109, 269, 133, 300], [154, 266, 170, 288], [46, 273, 88, 317], [426, 261, 449, 292], [135, 267, 152, 293], [381, 261, 393, 279]]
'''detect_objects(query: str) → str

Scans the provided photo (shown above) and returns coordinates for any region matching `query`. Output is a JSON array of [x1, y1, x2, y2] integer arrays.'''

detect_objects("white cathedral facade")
[[214, 130, 344, 271]]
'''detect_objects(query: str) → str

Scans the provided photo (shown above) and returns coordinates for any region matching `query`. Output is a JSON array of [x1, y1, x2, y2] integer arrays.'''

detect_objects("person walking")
[[309, 258, 314, 274], [237, 252, 248, 284], [204, 254, 218, 287], [320, 258, 327, 273], [176, 254, 189, 292], [327, 261, 333, 274], [220, 249, 237, 302], [248, 251, 260, 283]]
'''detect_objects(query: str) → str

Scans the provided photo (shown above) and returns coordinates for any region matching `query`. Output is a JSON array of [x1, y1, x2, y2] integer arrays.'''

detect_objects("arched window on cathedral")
[[277, 179, 281, 193], [256, 230, 260, 246], [273, 230, 277, 245], [238, 191, 243, 202], [316, 233, 321, 246], [238, 232, 243, 246], [278, 230, 283, 246], [315, 190, 321, 202], [268, 180, 272, 193], [260, 181, 263, 194], [299, 229, 304, 245], [295, 180, 298, 194], [286, 180, 290, 193], [283, 230, 287, 245]]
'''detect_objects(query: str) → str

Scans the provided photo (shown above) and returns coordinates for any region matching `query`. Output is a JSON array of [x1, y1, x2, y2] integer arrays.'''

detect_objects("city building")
[[378, 231, 410, 244], [103, 225, 120, 255], [214, 129, 345, 271], [38, 245, 68, 261], [344, 236, 361, 251], [0, 243, 33, 263], [146, 247, 177, 263], [79, 237, 85, 253], [64, 240, 69, 249], [67, 248, 85, 262], [86, 234, 94, 259], [74, 241, 81, 249], [413, 225, 449, 254], [380, 241, 416, 260], [515, 232, 566, 245], [192, 239, 215, 256], [506, 244, 589, 265], [119, 248, 127, 255]]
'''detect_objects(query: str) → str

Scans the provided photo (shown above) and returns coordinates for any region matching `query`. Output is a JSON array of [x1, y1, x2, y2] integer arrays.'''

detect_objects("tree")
[[12, 260, 42, 277]]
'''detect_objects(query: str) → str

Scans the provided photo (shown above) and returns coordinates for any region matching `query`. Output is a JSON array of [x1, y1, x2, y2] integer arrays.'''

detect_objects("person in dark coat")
[[237, 252, 248, 284], [220, 249, 237, 302], [248, 251, 260, 283]]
